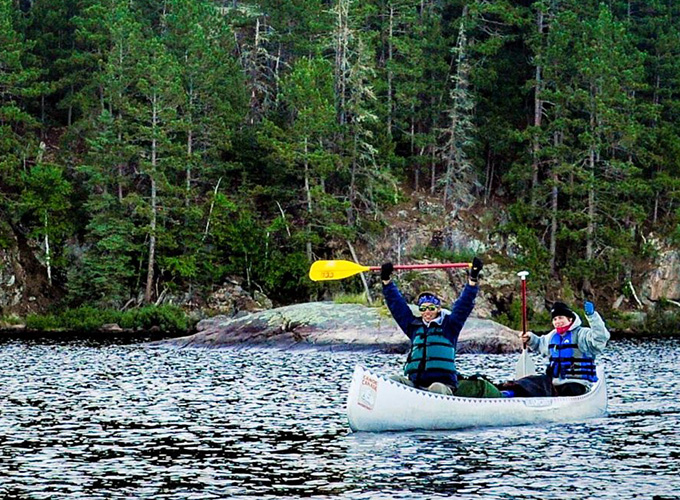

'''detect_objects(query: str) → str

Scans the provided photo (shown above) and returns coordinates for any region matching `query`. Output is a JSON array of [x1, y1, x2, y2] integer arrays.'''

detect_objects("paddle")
[[309, 259, 471, 281], [514, 270, 537, 379]]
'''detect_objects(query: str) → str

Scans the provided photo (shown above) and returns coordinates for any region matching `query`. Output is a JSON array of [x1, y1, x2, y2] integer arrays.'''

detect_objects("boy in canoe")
[[515, 301, 610, 396], [380, 257, 500, 397]]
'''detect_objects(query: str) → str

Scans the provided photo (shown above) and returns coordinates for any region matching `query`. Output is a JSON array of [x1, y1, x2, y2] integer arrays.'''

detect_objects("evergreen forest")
[[2, 0, 679, 310]]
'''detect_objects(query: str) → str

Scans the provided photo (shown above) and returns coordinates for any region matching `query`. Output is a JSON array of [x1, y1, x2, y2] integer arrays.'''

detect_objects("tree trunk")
[[549, 130, 561, 275], [203, 177, 222, 241], [586, 147, 596, 262], [334, 0, 349, 126], [186, 84, 194, 208], [531, 9, 544, 206], [145, 93, 159, 304], [304, 137, 313, 262], [386, 4, 394, 137], [549, 174, 558, 275], [40, 94, 45, 138], [347, 240, 372, 304], [348, 133, 358, 224], [484, 148, 493, 205], [430, 146, 436, 194], [44, 212, 52, 287], [118, 113, 124, 202], [68, 84, 73, 126], [186, 128, 193, 207]]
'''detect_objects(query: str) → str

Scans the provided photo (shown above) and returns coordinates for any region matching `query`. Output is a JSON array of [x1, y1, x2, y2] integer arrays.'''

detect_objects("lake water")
[[0, 335, 678, 499]]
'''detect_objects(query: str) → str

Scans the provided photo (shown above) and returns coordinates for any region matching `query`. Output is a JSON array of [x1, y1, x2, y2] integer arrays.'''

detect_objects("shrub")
[[58, 306, 122, 332], [120, 305, 191, 333], [643, 304, 680, 335], [25, 313, 60, 330], [333, 292, 372, 305], [23, 305, 193, 333]]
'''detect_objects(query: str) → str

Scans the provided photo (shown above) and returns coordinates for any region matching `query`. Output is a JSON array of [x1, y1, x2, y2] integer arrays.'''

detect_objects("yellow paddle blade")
[[309, 260, 372, 281]]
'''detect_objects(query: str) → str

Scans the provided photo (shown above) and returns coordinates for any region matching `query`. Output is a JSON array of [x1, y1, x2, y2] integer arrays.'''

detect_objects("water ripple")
[[0, 337, 678, 499]]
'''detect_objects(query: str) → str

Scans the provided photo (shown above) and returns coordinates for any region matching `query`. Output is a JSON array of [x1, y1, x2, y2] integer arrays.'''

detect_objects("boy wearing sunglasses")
[[381, 257, 483, 396]]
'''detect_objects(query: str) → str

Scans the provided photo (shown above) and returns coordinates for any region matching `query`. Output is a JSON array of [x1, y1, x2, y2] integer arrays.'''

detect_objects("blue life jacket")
[[548, 331, 598, 382], [404, 319, 457, 384]]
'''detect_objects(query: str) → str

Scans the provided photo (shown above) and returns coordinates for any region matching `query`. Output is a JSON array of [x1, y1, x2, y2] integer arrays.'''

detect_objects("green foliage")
[[25, 313, 60, 331], [55, 306, 120, 332], [119, 305, 191, 333], [0, 314, 22, 326], [332, 292, 372, 306], [643, 304, 680, 336], [25, 305, 192, 333], [500, 223, 552, 285], [1, 0, 680, 313], [494, 297, 545, 332]]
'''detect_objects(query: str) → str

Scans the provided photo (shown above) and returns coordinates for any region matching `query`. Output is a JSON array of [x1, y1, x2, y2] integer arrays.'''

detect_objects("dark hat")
[[550, 301, 575, 320]]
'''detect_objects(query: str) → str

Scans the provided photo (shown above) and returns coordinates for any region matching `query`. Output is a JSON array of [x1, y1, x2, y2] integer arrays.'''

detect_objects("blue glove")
[[584, 301, 595, 315]]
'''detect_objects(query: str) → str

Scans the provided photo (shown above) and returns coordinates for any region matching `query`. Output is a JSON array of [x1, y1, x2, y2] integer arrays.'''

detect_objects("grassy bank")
[[1, 305, 196, 334]]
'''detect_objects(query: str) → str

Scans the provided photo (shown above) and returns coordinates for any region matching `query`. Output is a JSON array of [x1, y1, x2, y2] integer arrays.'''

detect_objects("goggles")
[[419, 305, 438, 312]]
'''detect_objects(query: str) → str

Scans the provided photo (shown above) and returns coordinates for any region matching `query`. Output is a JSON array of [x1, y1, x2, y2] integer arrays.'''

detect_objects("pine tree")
[[0, 0, 42, 226], [439, 5, 475, 211], [131, 35, 183, 303], [274, 56, 338, 260], [158, 0, 247, 288], [18, 164, 72, 286], [69, 3, 146, 306], [534, 3, 646, 287]]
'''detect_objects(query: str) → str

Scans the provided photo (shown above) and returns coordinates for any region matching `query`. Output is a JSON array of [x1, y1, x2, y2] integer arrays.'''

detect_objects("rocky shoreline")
[[159, 302, 523, 354]]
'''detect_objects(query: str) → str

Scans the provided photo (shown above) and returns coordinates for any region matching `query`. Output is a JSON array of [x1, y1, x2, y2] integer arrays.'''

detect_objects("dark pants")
[[554, 382, 588, 396], [498, 375, 589, 397], [498, 374, 555, 397]]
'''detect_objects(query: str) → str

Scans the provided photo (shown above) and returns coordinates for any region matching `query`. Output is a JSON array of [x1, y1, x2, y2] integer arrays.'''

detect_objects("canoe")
[[346, 364, 607, 432]]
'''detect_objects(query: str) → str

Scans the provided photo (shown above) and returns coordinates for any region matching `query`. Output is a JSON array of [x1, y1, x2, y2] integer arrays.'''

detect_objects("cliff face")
[[0, 246, 23, 311], [0, 228, 59, 317], [642, 248, 680, 303]]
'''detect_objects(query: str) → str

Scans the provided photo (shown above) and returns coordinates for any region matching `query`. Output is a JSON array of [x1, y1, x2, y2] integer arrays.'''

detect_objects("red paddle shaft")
[[521, 279, 527, 334], [368, 263, 470, 271]]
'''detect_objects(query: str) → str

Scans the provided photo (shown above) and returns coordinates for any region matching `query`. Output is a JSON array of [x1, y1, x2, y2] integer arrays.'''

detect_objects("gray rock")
[[164, 302, 522, 353], [643, 249, 680, 301]]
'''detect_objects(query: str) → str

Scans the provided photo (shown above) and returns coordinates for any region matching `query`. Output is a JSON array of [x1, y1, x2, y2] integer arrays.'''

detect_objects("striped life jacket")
[[404, 320, 456, 383], [548, 331, 598, 382]]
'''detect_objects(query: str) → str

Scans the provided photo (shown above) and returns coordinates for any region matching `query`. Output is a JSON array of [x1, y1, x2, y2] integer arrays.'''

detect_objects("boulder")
[[100, 323, 124, 333], [165, 302, 522, 353], [206, 278, 272, 315]]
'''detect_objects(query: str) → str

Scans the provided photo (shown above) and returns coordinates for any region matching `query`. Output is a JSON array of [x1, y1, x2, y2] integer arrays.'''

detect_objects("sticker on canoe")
[[358, 375, 378, 410], [522, 399, 552, 408]]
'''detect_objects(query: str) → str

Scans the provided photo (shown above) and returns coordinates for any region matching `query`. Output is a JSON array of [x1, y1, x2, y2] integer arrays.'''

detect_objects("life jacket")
[[404, 319, 457, 383], [547, 331, 598, 382]]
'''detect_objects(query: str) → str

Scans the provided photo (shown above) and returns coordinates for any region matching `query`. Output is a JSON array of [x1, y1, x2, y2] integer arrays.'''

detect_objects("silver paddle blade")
[[515, 348, 537, 379]]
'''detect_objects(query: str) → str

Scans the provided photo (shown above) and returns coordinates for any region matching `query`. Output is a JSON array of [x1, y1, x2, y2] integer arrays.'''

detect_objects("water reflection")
[[0, 337, 678, 498]]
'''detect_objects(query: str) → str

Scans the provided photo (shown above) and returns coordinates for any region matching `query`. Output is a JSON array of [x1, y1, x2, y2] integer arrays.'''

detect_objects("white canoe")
[[346, 364, 607, 432]]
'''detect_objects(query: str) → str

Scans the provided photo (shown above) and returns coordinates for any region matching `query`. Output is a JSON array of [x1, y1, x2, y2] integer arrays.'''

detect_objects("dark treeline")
[[1, 0, 679, 308]]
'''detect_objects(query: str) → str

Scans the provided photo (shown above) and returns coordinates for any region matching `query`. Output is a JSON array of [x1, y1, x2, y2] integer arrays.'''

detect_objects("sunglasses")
[[419, 305, 438, 312]]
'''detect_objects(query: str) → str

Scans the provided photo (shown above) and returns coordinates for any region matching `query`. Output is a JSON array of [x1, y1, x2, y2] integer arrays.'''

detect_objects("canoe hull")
[[346, 365, 607, 432]]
